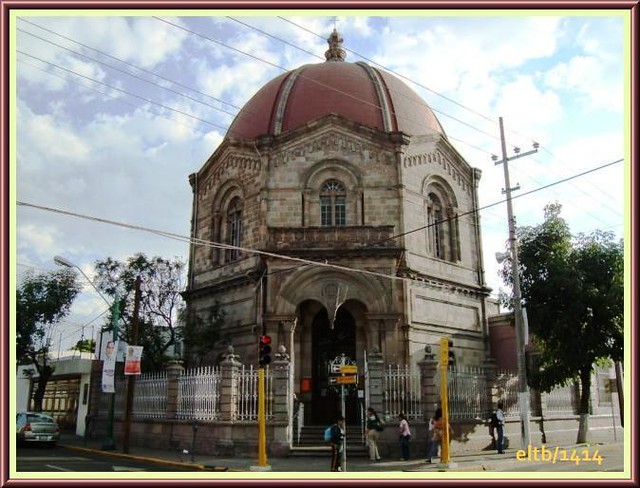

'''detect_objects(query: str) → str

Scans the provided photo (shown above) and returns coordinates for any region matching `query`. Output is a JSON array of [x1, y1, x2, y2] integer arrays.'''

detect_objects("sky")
[[12, 10, 628, 354]]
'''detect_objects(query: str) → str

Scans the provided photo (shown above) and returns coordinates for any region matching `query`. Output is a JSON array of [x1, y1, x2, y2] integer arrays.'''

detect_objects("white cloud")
[[13, 13, 626, 350]]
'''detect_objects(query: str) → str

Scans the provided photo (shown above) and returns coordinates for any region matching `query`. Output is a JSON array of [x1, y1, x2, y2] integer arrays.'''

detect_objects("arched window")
[[320, 180, 346, 227], [426, 190, 460, 262], [428, 193, 445, 259], [226, 197, 242, 261]]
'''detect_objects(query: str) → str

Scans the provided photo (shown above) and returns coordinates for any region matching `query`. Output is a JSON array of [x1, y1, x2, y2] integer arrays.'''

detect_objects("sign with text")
[[333, 375, 357, 385], [339, 365, 358, 374]]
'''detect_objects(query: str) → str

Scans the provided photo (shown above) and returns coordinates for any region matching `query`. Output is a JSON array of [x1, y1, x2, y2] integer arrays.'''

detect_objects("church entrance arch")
[[310, 306, 359, 425]]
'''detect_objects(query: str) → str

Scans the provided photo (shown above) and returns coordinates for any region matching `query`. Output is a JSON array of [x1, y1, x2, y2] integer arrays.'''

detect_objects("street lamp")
[[54, 255, 120, 451]]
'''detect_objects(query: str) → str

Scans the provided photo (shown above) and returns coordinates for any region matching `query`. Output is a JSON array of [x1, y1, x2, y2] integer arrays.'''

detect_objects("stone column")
[[165, 360, 184, 419], [366, 347, 385, 416], [219, 346, 241, 422], [270, 345, 292, 456], [418, 346, 439, 418]]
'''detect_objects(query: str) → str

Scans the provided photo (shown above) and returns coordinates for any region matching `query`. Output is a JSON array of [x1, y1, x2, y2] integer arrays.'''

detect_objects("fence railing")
[[132, 371, 167, 418], [236, 365, 274, 421], [448, 365, 490, 420], [176, 366, 221, 421], [545, 383, 578, 417], [382, 365, 421, 419]]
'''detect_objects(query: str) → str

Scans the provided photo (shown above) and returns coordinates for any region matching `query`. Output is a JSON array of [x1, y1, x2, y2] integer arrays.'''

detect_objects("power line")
[[152, 16, 494, 145], [17, 19, 498, 161], [276, 16, 496, 126], [16, 157, 623, 285], [17, 50, 230, 133], [19, 18, 243, 113], [17, 58, 205, 133], [18, 26, 240, 119]]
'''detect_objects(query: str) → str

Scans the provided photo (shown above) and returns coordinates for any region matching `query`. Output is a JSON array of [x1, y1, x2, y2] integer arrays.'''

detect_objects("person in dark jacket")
[[330, 415, 345, 471], [365, 407, 382, 461]]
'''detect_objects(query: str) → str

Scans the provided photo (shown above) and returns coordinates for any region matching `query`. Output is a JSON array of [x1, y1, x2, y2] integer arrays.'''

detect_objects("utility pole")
[[494, 116, 538, 449], [122, 276, 141, 454]]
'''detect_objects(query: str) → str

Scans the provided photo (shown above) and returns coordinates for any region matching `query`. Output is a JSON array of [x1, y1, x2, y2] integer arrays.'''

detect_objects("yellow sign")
[[335, 375, 357, 385], [340, 365, 358, 374]]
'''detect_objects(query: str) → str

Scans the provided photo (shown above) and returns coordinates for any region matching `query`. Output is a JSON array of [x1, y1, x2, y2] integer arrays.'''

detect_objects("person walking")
[[495, 402, 506, 454], [425, 409, 437, 463], [330, 415, 346, 471], [398, 412, 411, 461], [365, 407, 382, 461], [426, 408, 443, 463]]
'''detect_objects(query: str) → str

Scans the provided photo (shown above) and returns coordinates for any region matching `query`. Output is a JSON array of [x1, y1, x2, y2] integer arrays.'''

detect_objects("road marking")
[[45, 464, 73, 471], [23, 456, 89, 462], [113, 466, 147, 472]]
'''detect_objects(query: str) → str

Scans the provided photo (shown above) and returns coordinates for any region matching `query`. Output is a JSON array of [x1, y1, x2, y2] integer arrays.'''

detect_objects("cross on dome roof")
[[324, 28, 346, 62]]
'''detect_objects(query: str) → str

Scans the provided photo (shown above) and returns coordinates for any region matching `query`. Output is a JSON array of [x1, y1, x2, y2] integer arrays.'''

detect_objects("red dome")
[[226, 61, 445, 140]]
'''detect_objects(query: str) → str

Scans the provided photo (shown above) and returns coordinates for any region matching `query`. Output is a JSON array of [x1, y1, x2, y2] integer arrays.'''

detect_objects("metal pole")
[[257, 367, 268, 467], [614, 361, 624, 427], [497, 116, 531, 449], [102, 295, 120, 451], [122, 276, 141, 454], [440, 337, 451, 465], [341, 383, 347, 472]]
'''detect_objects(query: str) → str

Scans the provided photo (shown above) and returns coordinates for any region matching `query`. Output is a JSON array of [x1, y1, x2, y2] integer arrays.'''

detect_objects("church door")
[[311, 307, 358, 425]]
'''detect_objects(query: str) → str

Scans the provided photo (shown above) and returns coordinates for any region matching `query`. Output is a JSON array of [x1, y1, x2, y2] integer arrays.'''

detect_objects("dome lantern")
[[324, 28, 346, 62]]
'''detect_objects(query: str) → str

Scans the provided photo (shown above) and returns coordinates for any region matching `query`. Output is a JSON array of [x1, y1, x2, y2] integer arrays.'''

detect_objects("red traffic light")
[[259, 335, 272, 368]]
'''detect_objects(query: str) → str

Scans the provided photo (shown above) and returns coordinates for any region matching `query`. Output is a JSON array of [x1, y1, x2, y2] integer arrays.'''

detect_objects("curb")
[[61, 444, 242, 472]]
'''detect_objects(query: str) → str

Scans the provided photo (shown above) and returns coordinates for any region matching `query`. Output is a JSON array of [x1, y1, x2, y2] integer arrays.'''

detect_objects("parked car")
[[16, 412, 60, 445]]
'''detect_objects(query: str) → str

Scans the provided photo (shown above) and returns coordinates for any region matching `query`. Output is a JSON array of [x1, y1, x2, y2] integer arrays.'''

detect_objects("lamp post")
[[492, 117, 538, 450], [54, 255, 120, 451]]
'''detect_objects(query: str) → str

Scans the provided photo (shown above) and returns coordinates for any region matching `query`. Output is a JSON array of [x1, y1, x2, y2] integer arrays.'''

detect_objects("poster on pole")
[[101, 340, 119, 393], [124, 346, 143, 375]]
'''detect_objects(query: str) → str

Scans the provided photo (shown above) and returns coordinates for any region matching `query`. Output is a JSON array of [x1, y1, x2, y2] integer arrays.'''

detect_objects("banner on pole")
[[101, 340, 119, 393], [124, 346, 143, 375]]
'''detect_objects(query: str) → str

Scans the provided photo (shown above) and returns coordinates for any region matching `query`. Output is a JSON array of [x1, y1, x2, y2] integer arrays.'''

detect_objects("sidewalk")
[[58, 433, 620, 473]]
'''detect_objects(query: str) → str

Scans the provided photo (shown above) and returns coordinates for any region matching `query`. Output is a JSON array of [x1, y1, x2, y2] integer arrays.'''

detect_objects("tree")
[[93, 253, 185, 372], [71, 338, 96, 353], [499, 203, 623, 443], [178, 302, 226, 368], [16, 269, 81, 411]]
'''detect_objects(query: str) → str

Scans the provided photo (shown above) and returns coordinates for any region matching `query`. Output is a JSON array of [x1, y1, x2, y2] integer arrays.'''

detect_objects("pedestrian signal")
[[259, 335, 272, 368]]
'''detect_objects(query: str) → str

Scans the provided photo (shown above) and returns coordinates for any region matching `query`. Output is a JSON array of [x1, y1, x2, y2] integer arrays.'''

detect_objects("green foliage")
[[16, 269, 81, 410], [178, 302, 226, 368], [500, 203, 624, 410], [71, 338, 96, 353], [93, 253, 186, 372]]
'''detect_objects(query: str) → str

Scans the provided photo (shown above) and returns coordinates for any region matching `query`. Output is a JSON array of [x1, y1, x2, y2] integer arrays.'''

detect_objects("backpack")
[[324, 426, 333, 442], [490, 412, 499, 428]]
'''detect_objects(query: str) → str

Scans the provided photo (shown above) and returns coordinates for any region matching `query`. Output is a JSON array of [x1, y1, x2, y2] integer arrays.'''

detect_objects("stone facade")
[[183, 33, 497, 427], [184, 108, 498, 426]]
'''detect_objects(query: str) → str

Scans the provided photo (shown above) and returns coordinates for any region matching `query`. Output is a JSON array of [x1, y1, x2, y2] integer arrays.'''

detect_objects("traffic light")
[[258, 335, 272, 368], [447, 339, 455, 366], [440, 337, 456, 367]]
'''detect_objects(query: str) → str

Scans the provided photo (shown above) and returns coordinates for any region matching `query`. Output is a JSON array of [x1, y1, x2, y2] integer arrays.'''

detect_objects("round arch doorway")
[[311, 306, 359, 425]]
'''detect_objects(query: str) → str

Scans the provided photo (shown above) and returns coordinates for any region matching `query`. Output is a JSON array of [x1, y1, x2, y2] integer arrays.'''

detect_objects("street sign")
[[339, 365, 358, 374], [335, 375, 357, 385]]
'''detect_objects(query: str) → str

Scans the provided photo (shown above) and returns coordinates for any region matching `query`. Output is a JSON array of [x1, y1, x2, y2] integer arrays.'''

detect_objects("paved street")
[[15, 445, 195, 472], [12, 434, 627, 478]]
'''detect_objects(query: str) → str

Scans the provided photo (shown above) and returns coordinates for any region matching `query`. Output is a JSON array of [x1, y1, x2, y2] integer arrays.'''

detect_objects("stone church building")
[[184, 29, 499, 426]]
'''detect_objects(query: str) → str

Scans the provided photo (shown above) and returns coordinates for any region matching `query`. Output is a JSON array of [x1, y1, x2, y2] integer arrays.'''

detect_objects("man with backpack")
[[328, 415, 345, 471]]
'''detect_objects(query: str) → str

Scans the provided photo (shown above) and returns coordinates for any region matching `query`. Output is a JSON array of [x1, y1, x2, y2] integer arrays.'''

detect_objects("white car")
[[16, 412, 60, 445]]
